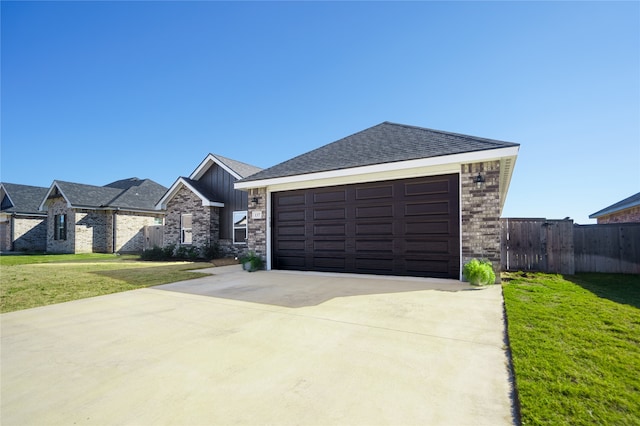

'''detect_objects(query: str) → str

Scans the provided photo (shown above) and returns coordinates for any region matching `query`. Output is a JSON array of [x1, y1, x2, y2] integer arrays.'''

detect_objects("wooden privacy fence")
[[143, 225, 164, 251], [501, 219, 640, 275]]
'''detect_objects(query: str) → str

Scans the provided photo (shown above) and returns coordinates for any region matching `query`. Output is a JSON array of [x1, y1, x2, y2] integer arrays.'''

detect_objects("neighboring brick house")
[[155, 154, 262, 258], [0, 183, 49, 252], [235, 122, 520, 281], [589, 192, 640, 224], [39, 178, 166, 254]]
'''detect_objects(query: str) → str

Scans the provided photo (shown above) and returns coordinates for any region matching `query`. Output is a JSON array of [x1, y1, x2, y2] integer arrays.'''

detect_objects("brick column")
[[247, 187, 267, 261], [461, 161, 501, 281]]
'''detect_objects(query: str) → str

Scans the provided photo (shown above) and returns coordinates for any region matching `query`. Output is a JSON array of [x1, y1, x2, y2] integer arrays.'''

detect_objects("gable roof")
[[39, 178, 167, 212], [0, 183, 49, 216], [589, 192, 640, 219], [238, 122, 520, 183], [190, 153, 262, 181], [155, 177, 225, 210], [155, 153, 262, 210]]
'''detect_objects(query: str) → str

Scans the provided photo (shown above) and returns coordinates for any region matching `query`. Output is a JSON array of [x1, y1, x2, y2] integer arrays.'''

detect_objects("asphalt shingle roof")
[[240, 122, 519, 182], [212, 154, 263, 179], [52, 178, 167, 211], [0, 183, 49, 215]]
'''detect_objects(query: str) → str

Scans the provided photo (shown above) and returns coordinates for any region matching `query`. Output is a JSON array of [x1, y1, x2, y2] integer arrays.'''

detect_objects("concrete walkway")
[[1, 267, 516, 425]]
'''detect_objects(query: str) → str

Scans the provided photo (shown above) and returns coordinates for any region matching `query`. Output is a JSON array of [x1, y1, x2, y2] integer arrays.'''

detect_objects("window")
[[54, 214, 67, 240], [233, 211, 247, 244], [181, 214, 192, 244]]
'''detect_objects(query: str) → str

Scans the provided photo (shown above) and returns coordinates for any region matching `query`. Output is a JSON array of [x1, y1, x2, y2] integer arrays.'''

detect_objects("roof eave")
[[155, 177, 224, 210], [235, 146, 520, 190], [190, 154, 242, 181]]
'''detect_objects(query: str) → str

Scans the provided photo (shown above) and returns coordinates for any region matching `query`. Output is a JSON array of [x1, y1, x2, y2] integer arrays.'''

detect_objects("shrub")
[[202, 242, 221, 260], [162, 244, 176, 259], [240, 251, 264, 272], [463, 258, 496, 286], [140, 246, 165, 261]]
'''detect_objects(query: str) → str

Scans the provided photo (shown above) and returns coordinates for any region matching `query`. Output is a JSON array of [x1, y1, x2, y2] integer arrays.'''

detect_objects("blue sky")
[[2, 1, 638, 224]]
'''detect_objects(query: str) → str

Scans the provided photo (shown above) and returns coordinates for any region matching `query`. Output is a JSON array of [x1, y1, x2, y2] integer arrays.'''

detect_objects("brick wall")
[[75, 210, 110, 253], [115, 212, 163, 253], [164, 186, 227, 254], [12, 216, 47, 252], [246, 187, 267, 260], [597, 206, 640, 224], [47, 197, 75, 253], [0, 218, 10, 251], [461, 160, 501, 281]]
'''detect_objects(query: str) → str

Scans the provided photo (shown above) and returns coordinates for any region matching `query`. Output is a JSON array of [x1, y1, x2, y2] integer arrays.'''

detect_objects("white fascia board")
[[156, 178, 224, 210], [236, 146, 520, 191], [39, 181, 71, 211], [190, 154, 242, 181]]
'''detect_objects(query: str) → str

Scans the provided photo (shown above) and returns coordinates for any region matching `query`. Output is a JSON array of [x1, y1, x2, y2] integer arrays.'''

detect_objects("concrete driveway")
[[1, 266, 516, 425]]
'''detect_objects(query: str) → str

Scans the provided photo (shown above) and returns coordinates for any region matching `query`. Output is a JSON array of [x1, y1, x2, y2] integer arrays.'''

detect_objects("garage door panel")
[[277, 240, 306, 251], [272, 174, 460, 279], [277, 194, 306, 206], [277, 225, 306, 236], [356, 222, 394, 236], [355, 239, 394, 253], [355, 257, 394, 273], [355, 205, 394, 219], [313, 224, 346, 236], [404, 180, 450, 196], [313, 257, 346, 270], [405, 201, 450, 216], [405, 239, 452, 254], [313, 208, 346, 220], [355, 185, 394, 200], [405, 258, 451, 275], [405, 221, 450, 235], [313, 190, 346, 204], [277, 210, 305, 221], [313, 240, 346, 251]]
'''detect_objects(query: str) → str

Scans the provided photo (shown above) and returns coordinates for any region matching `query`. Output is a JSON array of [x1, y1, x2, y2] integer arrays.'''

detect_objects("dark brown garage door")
[[272, 174, 460, 278]]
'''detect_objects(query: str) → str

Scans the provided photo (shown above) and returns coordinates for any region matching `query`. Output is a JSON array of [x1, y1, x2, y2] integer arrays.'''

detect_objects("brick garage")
[[237, 122, 519, 281]]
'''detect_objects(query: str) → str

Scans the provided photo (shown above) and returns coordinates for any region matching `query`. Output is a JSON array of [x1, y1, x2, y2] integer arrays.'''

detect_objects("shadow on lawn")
[[565, 273, 640, 310]]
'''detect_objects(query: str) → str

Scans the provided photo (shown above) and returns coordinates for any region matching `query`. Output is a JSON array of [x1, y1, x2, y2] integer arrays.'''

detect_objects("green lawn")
[[503, 272, 640, 425], [0, 254, 214, 313]]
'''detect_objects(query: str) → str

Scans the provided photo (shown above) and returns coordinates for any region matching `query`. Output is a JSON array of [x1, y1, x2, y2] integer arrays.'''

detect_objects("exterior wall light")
[[251, 196, 261, 204], [474, 173, 485, 188]]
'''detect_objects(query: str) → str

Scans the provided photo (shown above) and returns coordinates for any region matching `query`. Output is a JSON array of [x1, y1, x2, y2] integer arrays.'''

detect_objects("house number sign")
[[252, 211, 263, 220]]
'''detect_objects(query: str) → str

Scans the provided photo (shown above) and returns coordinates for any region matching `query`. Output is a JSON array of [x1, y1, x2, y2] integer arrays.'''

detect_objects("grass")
[[0, 253, 215, 313], [502, 272, 640, 425]]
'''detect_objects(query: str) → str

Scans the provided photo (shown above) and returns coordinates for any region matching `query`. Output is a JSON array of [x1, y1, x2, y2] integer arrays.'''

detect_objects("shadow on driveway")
[[155, 267, 475, 308]]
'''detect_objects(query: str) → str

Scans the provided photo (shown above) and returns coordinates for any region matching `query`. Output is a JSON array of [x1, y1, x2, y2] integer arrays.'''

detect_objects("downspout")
[[10, 213, 15, 252], [112, 209, 117, 254]]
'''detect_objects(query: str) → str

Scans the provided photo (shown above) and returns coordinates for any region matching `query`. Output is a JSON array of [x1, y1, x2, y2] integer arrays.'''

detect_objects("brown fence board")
[[574, 224, 640, 274], [502, 219, 639, 274], [143, 225, 164, 251]]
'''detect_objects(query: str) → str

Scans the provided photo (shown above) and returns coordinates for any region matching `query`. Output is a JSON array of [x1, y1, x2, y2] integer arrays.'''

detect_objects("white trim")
[[39, 181, 72, 211], [236, 146, 519, 190], [155, 177, 224, 210], [459, 173, 463, 281], [266, 189, 272, 270], [190, 154, 242, 181]]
